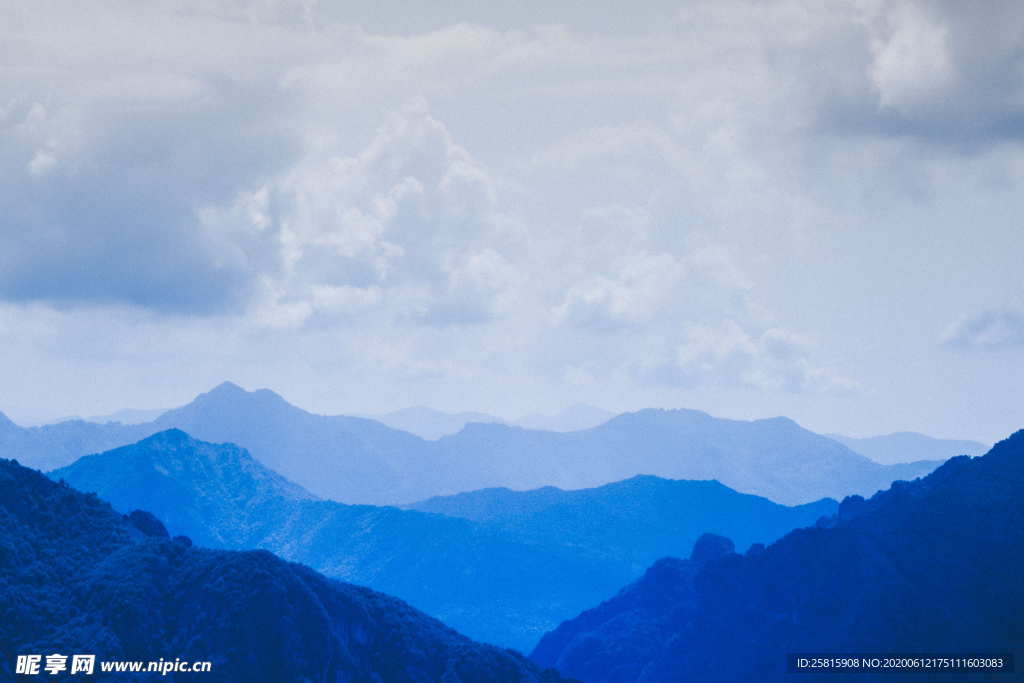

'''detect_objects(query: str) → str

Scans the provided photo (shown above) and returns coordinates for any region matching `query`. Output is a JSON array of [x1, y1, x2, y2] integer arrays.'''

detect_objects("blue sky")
[[1, 0, 1022, 442]]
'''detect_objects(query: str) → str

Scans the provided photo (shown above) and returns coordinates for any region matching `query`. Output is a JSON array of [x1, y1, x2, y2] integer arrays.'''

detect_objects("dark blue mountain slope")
[[52, 430, 834, 651], [531, 431, 1024, 682], [408, 475, 837, 573], [0, 456, 566, 682]]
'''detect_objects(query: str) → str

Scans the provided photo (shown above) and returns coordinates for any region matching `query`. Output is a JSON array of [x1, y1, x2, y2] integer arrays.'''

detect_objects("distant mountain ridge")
[[0, 408, 144, 471], [429, 411, 940, 505], [0, 455, 564, 682], [5, 382, 941, 505], [85, 407, 169, 425], [407, 476, 837, 570], [54, 429, 316, 548], [827, 431, 987, 465], [362, 404, 614, 439], [52, 430, 835, 651], [360, 406, 505, 440], [532, 431, 1024, 682], [514, 404, 616, 432]]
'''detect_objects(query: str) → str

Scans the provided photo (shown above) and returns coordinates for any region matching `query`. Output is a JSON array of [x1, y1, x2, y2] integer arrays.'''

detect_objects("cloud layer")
[[1, 0, 1022, 440]]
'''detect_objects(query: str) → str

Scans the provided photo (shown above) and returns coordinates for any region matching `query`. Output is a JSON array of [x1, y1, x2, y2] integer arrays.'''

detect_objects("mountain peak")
[[206, 380, 248, 397], [756, 416, 800, 428], [690, 533, 736, 563], [604, 407, 713, 428], [139, 428, 194, 446], [183, 381, 291, 413]]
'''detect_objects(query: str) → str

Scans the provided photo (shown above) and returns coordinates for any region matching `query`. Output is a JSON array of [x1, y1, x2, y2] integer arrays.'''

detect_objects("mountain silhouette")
[[0, 455, 565, 682], [531, 431, 1024, 682], [360, 406, 505, 440], [0, 410, 55, 468], [0, 409, 142, 471], [8, 382, 941, 504], [53, 428, 315, 548], [52, 431, 628, 651], [515, 404, 616, 432], [827, 431, 987, 465], [142, 382, 440, 504], [85, 407, 169, 425], [52, 430, 832, 651], [408, 476, 836, 572], [430, 410, 940, 505]]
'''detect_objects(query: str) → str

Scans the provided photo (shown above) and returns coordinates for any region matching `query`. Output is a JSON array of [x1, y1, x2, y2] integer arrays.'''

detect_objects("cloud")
[[0, 71, 299, 314], [549, 204, 856, 395], [0, 33, 521, 323], [8, 0, 1024, 430], [527, 122, 678, 174], [853, 0, 1024, 141], [204, 100, 524, 326], [633, 321, 860, 395], [868, 2, 955, 116], [556, 251, 681, 330], [942, 308, 1024, 349]]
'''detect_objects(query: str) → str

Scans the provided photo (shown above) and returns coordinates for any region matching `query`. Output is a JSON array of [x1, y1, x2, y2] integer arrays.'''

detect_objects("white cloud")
[[27, 149, 57, 176], [857, 0, 1024, 136], [526, 122, 678, 173], [633, 321, 859, 395], [202, 99, 523, 327], [942, 308, 1024, 349], [868, 2, 955, 115], [550, 201, 855, 395], [556, 251, 681, 330]]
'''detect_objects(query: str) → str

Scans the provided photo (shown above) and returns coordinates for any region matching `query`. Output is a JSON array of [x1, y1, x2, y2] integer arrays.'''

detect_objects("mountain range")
[[406, 478, 836, 573], [85, 407, 169, 425], [428, 410, 940, 506], [361, 404, 616, 440], [514, 404, 617, 433], [2, 382, 941, 504], [827, 431, 987, 465], [51, 430, 835, 651], [359, 406, 504, 440], [0, 455, 565, 682], [532, 431, 1024, 681]]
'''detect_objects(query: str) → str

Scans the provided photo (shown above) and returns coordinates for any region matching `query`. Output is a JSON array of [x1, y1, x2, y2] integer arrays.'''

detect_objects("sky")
[[1, 0, 1022, 442]]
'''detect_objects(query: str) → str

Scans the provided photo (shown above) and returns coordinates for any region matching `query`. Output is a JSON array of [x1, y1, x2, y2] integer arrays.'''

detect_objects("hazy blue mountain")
[[827, 431, 987, 465], [0, 411, 146, 471], [10, 382, 941, 504], [85, 407, 169, 425], [6, 386, 458, 503], [362, 406, 505, 440], [432, 411, 941, 505], [0, 457, 565, 682], [532, 431, 1024, 682], [142, 382, 441, 503], [515, 404, 615, 432], [53, 430, 317, 548], [0, 410, 55, 469], [52, 431, 835, 651], [408, 477, 836, 573], [52, 431, 627, 651], [5, 383, 435, 506]]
